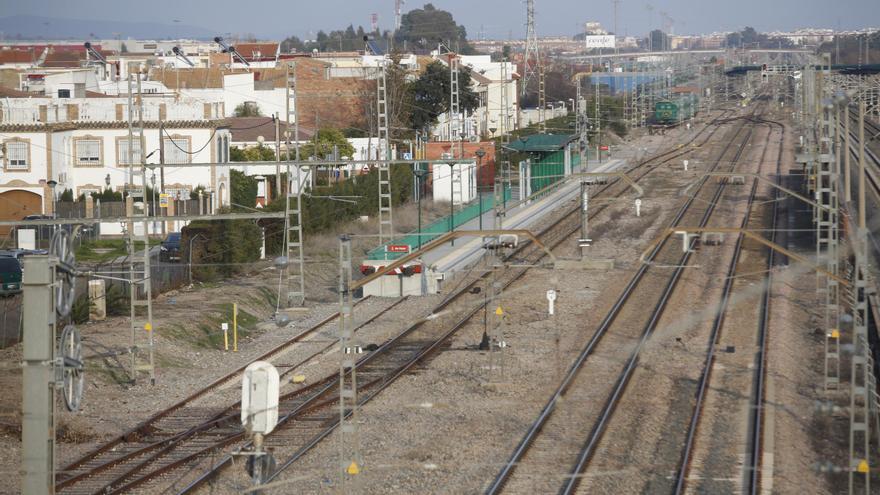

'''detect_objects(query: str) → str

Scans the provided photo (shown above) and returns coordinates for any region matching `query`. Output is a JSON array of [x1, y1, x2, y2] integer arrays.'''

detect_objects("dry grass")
[[56, 416, 97, 444]]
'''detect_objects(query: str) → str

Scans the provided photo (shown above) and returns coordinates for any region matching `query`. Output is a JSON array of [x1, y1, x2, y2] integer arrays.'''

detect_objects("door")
[[0, 190, 42, 237]]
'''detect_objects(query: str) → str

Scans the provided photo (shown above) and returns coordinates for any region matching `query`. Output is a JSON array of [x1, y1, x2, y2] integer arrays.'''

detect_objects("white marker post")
[[546, 289, 557, 316], [221, 322, 229, 351], [635, 198, 642, 217], [676, 230, 690, 253], [683, 159, 689, 171], [241, 361, 280, 487]]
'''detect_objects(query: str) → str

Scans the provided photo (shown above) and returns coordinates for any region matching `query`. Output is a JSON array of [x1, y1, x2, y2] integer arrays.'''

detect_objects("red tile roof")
[[227, 117, 314, 143], [0, 85, 41, 98], [0, 50, 40, 65], [234, 43, 279, 62]]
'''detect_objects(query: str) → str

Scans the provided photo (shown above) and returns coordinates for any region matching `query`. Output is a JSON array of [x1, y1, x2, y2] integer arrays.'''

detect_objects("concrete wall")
[[431, 162, 477, 205]]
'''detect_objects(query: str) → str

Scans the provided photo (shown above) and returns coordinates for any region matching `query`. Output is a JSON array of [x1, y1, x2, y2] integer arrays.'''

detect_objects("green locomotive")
[[653, 93, 699, 126]]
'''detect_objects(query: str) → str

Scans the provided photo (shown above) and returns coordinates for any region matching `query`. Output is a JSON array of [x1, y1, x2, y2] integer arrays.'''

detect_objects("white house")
[[0, 88, 231, 236], [433, 55, 519, 141]]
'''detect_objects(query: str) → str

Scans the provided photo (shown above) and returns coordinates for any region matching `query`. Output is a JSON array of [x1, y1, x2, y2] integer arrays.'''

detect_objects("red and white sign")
[[386, 244, 410, 253], [599, 145, 610, 151]]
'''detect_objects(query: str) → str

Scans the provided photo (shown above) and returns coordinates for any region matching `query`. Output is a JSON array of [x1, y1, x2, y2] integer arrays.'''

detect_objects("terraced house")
[[0, 84, 231, 236]]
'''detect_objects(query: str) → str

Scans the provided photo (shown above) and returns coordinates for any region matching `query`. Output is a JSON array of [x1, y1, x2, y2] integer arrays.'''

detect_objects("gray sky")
[[3, 0, 878, 39]]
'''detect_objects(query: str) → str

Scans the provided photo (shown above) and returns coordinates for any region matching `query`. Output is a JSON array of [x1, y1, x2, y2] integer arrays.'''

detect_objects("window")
[[75, 138, 102, 166], [118, 137, 143, 166], [4, 140, 29, 170], [163, 136, 190, 164], [57, 89, 71, 98]]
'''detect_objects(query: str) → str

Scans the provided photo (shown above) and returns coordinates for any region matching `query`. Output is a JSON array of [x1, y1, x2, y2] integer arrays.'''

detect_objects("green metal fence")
[[367, 187, 512, 261]]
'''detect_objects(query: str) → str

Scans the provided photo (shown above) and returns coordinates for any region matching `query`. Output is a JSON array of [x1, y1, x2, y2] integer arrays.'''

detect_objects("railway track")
[[486, 104, 767, 494], [55, 298, 405, 493], [673, 116, 785, 494], [56, 108, 735, 494]]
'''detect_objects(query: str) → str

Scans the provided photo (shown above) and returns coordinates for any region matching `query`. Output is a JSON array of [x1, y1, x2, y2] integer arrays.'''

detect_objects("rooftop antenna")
[[214, 36, 250, 68], [172, 46, 195, 68], [83, 42, 107, 64]]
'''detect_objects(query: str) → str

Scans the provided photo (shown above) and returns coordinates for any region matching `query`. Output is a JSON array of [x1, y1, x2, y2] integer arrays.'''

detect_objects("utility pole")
[[818, 100, 840, 392], [337, 235, 361, 492], [21, 256, 55, 494], [126, 65, 155, 384], [538, 63, 546, 133], [849, 98, 871, 494], [274, 114, 281, 198], [377, 59, 394, 246], [449, 52, 461, 143], [284, 62, 306, 307], [158, 117, 166, 235], [579, 181, 590, 256], [522, 0, 539, 96], [21, 232, 82, 495], [500, 57, 510, 145]]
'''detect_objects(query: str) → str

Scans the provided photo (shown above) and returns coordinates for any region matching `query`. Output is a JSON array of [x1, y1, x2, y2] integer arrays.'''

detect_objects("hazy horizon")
[[1, 0, 878, 41]]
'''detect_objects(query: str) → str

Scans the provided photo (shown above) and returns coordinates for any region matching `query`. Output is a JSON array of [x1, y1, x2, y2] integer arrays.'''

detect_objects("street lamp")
[[475, 148, 486, 231], [413, 169, 429, 250], [46, 179, 58, 219]]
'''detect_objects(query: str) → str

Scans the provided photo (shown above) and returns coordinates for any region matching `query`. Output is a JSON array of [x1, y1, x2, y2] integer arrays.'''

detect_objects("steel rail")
[[673, 116, 784, 493], [54, 295, 396, 491], [174, 109, 741, 494], [59, 106, 736, 494], [484, 108, 755, 495], [746, 117, 785, 495], [557, 113, 760, 495]]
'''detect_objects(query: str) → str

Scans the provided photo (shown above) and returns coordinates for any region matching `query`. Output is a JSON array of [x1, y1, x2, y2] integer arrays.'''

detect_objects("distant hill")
[[0, 15, 215, 41]]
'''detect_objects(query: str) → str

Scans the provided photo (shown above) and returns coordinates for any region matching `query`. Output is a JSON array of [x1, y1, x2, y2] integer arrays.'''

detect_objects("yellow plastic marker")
[[858, 460, 869, 473], [144, 323, 152, 332], [495, 306, 504, 316], [233, 303, 238, 352], [292, 374, 306, 384], [347, 461, 360, 475], [830, 329, 840, 339]]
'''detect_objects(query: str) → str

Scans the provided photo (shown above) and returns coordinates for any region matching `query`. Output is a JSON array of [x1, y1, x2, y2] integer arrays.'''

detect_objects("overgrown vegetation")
[[261, 165, 413, 255], [183, 207, 262, 282], [819, 30, 880, 65], [70, 284, 130, 324], [163, 304, 261, 349], [75, 238, 159, 263], [280, 3, 474, 55], [234, 102, 263, 117]]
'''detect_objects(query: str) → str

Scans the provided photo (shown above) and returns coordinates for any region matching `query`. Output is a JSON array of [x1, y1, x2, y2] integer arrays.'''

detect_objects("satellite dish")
[[172, 46, 195, 68], [83, 41, 108, 65]]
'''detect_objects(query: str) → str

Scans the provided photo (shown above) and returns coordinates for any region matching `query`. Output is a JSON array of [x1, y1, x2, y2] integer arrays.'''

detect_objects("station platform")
[[361, 158, 630, 297]]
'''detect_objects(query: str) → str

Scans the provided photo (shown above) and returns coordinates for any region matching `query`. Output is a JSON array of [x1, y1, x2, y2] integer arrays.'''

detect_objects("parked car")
[[0, 255, 23, 296], [0, 249, 49, 266], [160, 232, 182, 262]]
